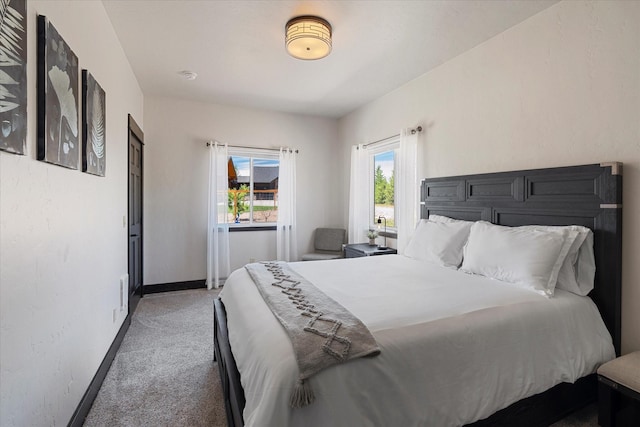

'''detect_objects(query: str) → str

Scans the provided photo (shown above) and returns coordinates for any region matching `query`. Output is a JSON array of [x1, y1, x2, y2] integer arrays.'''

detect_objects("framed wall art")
[[37, 15, 79, 169], [82, 70, 106, 176], [0, 0, 28, 155]]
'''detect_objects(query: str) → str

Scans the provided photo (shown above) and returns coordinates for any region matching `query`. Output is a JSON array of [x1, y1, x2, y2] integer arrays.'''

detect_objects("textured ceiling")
[[103, 0, 558, 118]]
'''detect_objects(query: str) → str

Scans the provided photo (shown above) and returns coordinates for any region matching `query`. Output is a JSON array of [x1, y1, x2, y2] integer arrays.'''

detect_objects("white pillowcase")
[[430, 215, 595, 296], [404, 219, 473, 268], [460, 221, 579, 297], [428, 214, 474, 225], [569, 231, 596, 295], [522, 225, 595, 296]]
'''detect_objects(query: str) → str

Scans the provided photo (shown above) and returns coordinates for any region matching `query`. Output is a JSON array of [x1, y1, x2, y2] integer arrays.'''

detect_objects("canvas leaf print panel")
[[82, 70, 106, 176], [0, 0, 27, 155], [37, 15, 79, 169]]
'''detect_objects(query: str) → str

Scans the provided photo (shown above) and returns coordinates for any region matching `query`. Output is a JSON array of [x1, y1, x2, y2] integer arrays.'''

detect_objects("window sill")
[[229, 225, 277, 232], [378, 230, 397, 239]]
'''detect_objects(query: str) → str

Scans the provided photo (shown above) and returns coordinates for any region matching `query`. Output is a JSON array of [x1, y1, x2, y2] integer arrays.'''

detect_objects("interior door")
[[128, 115, 144, 314]]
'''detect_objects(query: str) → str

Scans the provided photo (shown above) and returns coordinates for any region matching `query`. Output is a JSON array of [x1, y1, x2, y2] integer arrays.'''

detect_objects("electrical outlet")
[[119, 274, 129, 311], [249, 257, 256, 264]]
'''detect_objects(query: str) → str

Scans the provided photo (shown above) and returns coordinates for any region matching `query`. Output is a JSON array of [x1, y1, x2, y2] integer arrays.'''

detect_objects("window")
[[227, 152, 279, 226], [350, 131, 418, 246], [369, 140, 398, 231]]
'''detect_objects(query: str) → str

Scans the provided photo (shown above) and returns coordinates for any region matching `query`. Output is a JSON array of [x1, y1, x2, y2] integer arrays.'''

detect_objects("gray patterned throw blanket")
[[245, 261, 380, 408]]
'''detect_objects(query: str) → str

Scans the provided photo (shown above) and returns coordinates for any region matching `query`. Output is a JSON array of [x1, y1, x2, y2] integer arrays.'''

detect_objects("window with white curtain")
[[369, 139, 399, 232], [349, 129, 419, 250], [227, 148, 279, 227]]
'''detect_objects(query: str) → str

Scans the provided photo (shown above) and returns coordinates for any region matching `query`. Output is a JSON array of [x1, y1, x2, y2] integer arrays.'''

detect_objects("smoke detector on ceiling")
[[178, 70, 198, 80]]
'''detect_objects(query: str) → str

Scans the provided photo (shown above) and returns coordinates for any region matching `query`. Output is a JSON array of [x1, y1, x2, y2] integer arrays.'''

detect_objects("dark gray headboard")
[[420, 163, 623, 355]]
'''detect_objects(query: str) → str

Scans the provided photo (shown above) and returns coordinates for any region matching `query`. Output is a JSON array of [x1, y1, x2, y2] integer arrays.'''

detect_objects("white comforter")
[[220, 255, 615, 427]]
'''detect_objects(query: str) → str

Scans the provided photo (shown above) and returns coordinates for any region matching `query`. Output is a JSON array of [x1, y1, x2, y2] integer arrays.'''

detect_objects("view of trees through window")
[[228, 155, 279, 224], [373, 150, 395, 227]]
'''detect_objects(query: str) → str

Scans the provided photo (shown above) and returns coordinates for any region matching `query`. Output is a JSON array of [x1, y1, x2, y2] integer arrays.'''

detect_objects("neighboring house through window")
[[228, 150, 279, 226]]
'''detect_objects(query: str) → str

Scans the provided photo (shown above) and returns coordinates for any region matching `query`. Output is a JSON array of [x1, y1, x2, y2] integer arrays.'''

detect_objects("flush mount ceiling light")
[[285, 15, 332, 60]]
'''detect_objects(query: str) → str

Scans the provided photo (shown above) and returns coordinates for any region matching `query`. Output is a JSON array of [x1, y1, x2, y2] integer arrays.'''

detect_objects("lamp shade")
[[285, 16, 332, 60]]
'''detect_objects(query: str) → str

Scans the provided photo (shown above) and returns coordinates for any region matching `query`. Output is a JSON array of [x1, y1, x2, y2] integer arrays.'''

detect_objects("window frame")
[[368, 138, 399, 235], [227, 148, 280, 229]]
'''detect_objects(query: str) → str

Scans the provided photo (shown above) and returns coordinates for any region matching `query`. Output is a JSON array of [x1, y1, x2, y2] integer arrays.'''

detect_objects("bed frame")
[[214, 162, 622, 427]]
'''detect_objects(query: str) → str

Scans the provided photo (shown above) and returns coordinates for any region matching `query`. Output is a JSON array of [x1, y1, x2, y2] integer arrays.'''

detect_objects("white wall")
[[338, 1, 640, 353], [0, 1, 143, 426], [143, 96, 339, 284]]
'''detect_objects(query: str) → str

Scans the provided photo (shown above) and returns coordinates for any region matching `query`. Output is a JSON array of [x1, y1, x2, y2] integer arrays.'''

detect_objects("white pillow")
[[428, 214, 474, 225], [571, 231, 596, 294], [404, 219, 473, 268], [460, 221, 579, 297], [431, 216, 595, 295], [523, 225, 595, 296]]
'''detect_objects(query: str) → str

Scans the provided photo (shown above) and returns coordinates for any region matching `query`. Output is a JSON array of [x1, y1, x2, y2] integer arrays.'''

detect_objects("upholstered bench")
[[597, 351, 640, 426]]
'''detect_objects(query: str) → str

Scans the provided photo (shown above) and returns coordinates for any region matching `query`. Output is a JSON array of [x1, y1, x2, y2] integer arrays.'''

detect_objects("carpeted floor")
[[83, 289, 227, 427], [551, 404, 598, 427], [84, 288, 598, 427]]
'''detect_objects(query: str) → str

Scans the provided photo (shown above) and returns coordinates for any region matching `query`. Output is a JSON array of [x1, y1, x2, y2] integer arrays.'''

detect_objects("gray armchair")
[[301, 228, 346, 261]]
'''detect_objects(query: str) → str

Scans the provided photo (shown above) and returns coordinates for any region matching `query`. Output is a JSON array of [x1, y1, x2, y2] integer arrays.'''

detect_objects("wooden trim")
[[214, 299, 245, 427], [144, 280, 206, 294], [128, 115, 144, 309], [600, 162, 622, 176], [36, 16, 46, 160], [377, 230, 397, 239], [598, 375, 640, 402], [598, 376, 640, 426], [229, 225, 276, 232], [128, 114, 144, 143], [67, 314, 132, 427]]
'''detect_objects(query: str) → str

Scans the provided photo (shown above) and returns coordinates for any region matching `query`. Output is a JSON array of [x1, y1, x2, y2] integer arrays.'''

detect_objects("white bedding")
[[220, 255, 615, 427]]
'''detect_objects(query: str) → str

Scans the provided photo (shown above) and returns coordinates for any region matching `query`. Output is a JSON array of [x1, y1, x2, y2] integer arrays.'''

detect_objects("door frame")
[[128, 114, 144, 314]]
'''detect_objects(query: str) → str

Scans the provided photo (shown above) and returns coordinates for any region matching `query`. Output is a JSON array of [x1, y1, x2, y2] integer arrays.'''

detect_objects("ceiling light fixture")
[[285, 15, 332, 60]]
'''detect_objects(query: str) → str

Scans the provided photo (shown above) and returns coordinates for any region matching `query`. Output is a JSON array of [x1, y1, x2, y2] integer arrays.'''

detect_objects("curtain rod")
[[206, 141, 298, 153], [361, 126, 423, 148]]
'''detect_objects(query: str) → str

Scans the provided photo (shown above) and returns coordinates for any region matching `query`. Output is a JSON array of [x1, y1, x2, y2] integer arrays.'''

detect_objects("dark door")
[[128, 115, 144, 314]]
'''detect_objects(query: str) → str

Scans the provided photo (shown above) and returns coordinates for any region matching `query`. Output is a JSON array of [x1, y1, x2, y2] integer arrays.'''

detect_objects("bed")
[[213, 162, 623, 427]]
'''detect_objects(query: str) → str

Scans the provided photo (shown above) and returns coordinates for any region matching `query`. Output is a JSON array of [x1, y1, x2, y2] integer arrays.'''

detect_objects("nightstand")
[[344, 243, 397, 258]]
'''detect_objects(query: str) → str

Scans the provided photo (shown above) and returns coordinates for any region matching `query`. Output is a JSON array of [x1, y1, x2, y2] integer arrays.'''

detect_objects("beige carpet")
[[83, 288, 597, 427], [83, 289, 227, 427]]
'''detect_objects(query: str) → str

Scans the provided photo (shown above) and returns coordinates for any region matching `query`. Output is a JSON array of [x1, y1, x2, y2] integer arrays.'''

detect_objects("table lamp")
[[377, 216, 387, 249]]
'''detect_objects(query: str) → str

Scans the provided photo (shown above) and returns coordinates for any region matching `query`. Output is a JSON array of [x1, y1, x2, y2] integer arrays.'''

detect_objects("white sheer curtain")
[[206, 142, 231, 289], [348, 144, 370, 244], [396, 129, 419, 254], [277, 148, 298, 261]]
